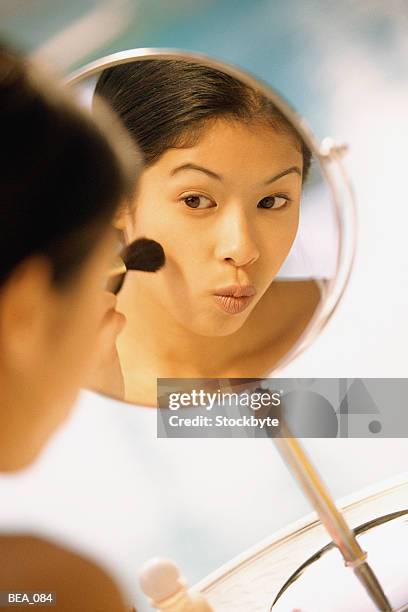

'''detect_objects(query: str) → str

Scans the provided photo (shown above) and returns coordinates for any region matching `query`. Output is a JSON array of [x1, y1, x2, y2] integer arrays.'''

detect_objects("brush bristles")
[[121, 237, 165, 273]]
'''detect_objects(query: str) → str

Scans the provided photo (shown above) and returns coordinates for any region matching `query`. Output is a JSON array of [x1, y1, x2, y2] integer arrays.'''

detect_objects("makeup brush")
[[107, 237, 165, 294], [121, 237, 165, 273]]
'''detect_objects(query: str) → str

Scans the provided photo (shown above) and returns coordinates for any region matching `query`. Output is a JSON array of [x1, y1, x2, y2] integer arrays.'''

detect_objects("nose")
[[214, 208, 260, 268]]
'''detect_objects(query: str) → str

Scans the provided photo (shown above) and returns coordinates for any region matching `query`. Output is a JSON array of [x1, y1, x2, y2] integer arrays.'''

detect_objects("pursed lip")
[[213, 284, 257, 298], [212, 284, 257, 315]]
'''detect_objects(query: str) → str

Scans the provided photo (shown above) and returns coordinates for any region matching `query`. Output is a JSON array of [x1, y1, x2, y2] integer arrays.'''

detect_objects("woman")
[[0, 44, 139, 610], [95, 59, 320, 406]]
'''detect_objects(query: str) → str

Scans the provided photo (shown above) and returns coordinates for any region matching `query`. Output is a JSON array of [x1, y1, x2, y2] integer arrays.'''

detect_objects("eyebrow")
[[264, 166, 302, 184], [170, 163, 302, 184], [170, 163, 222, 180]]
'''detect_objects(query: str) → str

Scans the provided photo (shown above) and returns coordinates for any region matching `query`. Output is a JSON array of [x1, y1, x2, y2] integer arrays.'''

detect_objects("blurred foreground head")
[[0, 535, 132, 611], [0, 42, 141, 471]]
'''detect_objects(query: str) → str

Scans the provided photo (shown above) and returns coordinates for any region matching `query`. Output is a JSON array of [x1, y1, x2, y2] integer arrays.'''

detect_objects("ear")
[[0, 256, 55, 372], [112, 198, 136, 246], [112, 209, 127, 232], [112, 197, 133, 229]]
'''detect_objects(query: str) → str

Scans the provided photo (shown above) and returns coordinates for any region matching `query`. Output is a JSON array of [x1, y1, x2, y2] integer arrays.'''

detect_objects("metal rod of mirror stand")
[[274, 431, 393, 611]]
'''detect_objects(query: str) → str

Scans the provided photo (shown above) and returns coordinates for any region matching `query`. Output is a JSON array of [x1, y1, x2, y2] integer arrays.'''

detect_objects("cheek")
[[260, 214, 299, 269], [281, 213, 300, 251], [61, 304, 99, 364], [136, 209, 209, 277]]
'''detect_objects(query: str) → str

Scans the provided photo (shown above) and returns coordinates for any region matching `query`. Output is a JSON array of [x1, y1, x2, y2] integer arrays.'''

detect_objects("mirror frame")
[[67, 47, 357, 382]]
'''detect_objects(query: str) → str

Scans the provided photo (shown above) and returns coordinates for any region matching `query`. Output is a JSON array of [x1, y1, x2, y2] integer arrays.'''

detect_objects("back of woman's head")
[[95, 59, 311, 179], [0, 43, 139, 289]]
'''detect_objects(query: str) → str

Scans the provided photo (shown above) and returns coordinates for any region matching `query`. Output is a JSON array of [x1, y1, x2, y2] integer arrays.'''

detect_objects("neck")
[[0, 377, 47, 472]]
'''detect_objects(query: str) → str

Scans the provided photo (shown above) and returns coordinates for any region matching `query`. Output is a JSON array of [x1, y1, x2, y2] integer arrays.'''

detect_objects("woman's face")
[[126, 119, 303, 336]]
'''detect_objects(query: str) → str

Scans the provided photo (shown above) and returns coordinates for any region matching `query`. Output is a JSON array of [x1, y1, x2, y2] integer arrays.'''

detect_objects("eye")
[[182, 194, 215, 209], [257, 195, 289, 210]]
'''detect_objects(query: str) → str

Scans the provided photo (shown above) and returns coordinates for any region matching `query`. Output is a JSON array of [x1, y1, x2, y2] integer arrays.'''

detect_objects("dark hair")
[[95, 59, 312, 180], [0, 43, 139, 289]]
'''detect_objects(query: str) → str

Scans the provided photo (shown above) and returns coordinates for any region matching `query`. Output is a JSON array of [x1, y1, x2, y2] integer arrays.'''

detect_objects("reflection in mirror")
[[71, 53, 341, 407]]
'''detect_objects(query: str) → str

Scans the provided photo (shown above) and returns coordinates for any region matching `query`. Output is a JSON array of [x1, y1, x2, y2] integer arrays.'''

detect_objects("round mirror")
[[272, 510, 408, 611], [67, 48, 355, 407]]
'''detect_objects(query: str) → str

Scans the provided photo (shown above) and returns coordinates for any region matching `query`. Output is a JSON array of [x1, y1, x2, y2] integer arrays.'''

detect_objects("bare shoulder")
[[257, 278, 321, 324], [236, 279, 322, 370], [0, 534, 131, 611]]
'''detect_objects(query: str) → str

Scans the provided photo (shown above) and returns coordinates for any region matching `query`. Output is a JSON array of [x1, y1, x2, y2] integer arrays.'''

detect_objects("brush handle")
[[106, 272, 125, 295], [139, 559, 213, 611], [275, 433, 392, 611]]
